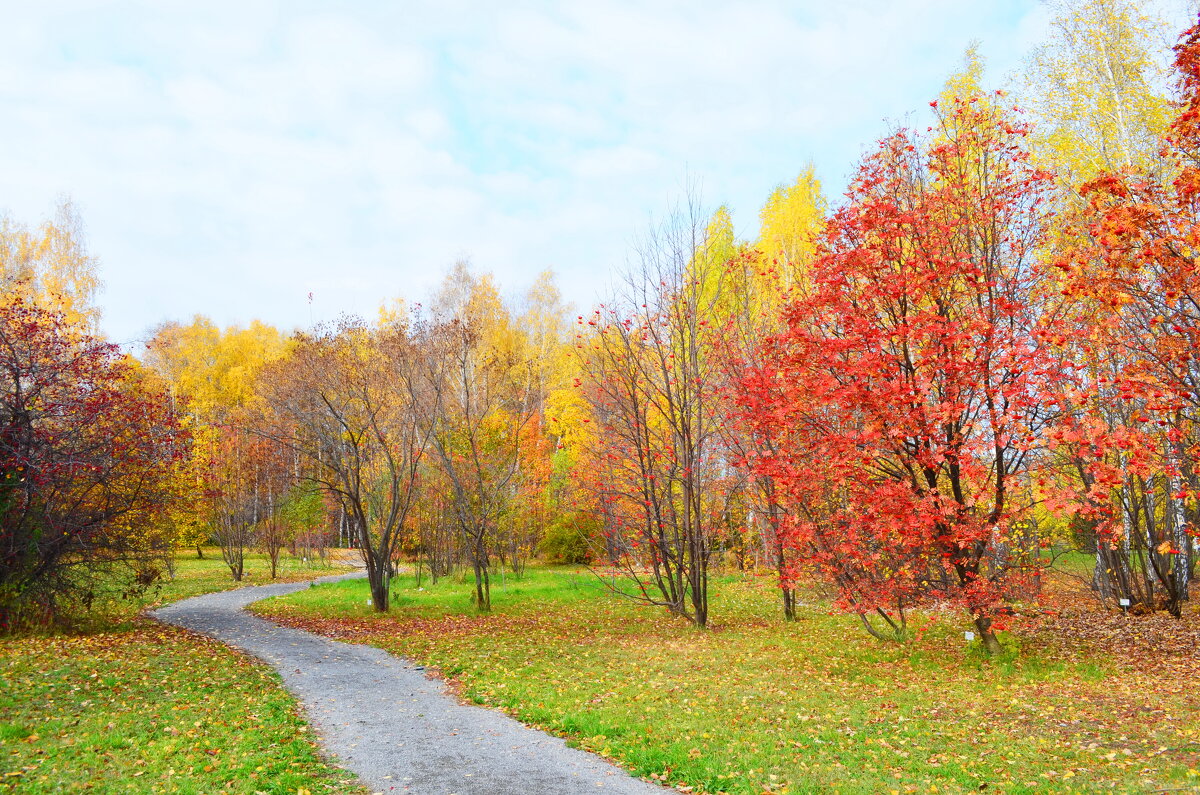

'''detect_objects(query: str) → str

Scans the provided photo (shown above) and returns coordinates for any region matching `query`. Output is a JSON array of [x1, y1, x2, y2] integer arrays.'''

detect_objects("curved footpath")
[[153, 573, 666, 795]]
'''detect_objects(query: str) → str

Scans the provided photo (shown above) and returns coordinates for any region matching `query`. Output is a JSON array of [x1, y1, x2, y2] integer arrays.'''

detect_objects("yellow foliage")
[[940, 43, 987, 104], [143, 316, 289, 422], [756, 164, 825, 289], [1019, 0, 1173, 187], [0, 200, 100, 330]]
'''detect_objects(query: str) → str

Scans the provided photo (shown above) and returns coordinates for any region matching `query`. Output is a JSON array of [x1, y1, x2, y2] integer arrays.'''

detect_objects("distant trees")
[[207, 422, 291, 582], [143, 315, 291, 571], [420, 265, 546, 611], [137, 266, 570, 611]]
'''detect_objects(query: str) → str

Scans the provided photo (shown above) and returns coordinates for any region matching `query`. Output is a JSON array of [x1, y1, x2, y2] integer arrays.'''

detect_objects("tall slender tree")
[[257, 317, 429, 611], [579, 197, 726, 627], [419, 265, 539, 611]]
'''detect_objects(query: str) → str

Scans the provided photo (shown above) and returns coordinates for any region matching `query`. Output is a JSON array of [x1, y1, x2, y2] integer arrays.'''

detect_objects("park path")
[[152, 573, 666, 795]]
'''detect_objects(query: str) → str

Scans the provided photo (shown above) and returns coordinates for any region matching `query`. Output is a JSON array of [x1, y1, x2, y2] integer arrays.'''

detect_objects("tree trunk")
[[371, 579, 389, 612], [974, 615, 1003, 654], [781, 587, 797, 622], [360, 529, 391, 612], [473, 559, 491, 611]]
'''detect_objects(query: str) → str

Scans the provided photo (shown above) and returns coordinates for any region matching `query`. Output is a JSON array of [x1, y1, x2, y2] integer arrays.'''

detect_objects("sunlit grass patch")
[[0, 622, 361, 793], [0, 549, 363, 793], [259, 565, 1200, 794], [64, 548, 355, 633]]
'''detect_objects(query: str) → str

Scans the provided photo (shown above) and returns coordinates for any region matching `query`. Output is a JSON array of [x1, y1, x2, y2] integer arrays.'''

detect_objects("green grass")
[[257, 566, 1200, 794], [0, 549, 363, 793], [1047, 549, 1096, 580], [120, 549, 352, 623]]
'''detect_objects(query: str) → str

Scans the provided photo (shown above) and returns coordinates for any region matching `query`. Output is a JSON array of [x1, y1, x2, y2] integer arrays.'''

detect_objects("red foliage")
[[0, 296, 188, 626], [736, 97, 1057, 649], [1044, 16, 1200, 617]]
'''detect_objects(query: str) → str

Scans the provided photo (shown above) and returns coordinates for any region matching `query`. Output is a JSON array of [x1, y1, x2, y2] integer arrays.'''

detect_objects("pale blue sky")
[[0, 1, 1185, 344]]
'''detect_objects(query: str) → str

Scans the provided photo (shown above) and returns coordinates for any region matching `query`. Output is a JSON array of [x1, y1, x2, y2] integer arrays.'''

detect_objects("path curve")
[[153, 573, 667, 795]]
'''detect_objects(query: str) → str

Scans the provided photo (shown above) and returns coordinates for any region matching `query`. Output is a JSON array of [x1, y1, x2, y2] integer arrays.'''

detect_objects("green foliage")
[[279, 484, 325, 535], [539, 510, 596, 564]]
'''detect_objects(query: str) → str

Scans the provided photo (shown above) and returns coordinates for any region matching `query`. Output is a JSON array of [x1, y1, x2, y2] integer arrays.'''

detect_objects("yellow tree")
[[143, 317, 288, 421], [504, 271, 567, 572], [142, 317, 289, 562], [757, 165, 826, 287], [420, 263, 541, 610], [1019, 0, 1174, 188], [518, 270, 568, 391], [0, 201, 101, 330], [544, 341, 602, 563]]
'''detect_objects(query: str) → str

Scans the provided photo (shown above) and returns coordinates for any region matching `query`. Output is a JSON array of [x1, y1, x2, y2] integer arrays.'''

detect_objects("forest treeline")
[[2, 0, 1198, 652]]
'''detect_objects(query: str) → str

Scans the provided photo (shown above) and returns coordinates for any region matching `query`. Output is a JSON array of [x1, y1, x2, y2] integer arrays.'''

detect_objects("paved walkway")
[[153, 574, 665, 795]]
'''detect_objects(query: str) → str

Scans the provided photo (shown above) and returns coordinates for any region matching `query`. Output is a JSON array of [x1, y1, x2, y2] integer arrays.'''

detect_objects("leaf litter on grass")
[[256, 567, 1200, 794], [0, 620, 363, 794], [0, 550, 364, 794]]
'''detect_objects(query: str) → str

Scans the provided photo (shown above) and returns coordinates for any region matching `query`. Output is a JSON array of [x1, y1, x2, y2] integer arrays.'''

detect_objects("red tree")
[[1045, 17, 1200, 615], [0, 296, 187, 626], [738, 96, 1058, 652]]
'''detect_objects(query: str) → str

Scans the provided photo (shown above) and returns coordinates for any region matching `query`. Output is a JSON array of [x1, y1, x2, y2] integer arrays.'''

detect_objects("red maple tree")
[[1045, 18, 1200, 615], [737, 95, 1059, 652]]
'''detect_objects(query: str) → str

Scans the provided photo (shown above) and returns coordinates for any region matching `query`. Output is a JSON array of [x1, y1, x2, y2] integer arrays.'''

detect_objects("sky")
[[0, 0, 1186, 346]]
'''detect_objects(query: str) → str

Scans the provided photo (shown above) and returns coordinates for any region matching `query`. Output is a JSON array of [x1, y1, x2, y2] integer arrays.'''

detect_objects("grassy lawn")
[[0, 549, 363, 793], [256, 565, 1200, 794], [122, 550, 355, 618]]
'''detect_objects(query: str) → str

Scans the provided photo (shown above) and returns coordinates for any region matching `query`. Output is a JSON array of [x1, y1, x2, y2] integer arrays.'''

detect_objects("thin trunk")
[[781, 587, 797, 622], [974, 615, 1003, 655]]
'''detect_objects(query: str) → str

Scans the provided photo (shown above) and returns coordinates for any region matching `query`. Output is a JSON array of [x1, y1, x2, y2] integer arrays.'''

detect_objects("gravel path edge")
[[152, 573, 667, 795]]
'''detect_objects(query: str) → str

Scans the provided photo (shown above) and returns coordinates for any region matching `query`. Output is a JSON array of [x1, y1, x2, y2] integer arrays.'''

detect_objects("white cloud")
[[1, 0, 1126, 344]]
